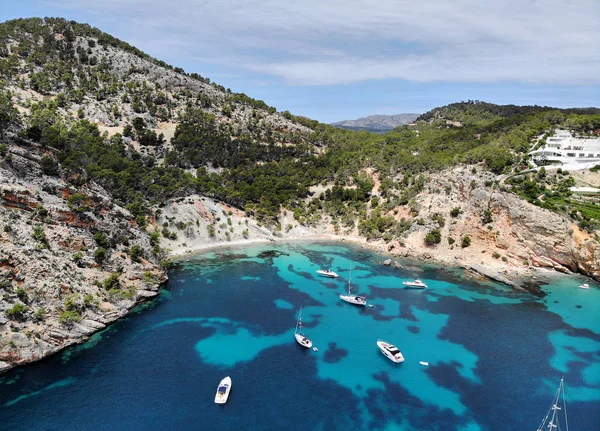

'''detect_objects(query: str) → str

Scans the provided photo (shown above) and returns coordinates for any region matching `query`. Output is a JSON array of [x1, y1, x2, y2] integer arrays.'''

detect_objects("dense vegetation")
[[507, 167, 600, 232], [1, 18, 600, 232]]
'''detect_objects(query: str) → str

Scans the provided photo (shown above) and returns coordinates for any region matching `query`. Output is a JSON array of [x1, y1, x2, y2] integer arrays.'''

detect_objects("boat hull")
[[376, 340, 404, 363], [402, 281, 427, 289], [316, 270, 339, 278], [295, 333, 313, 348], [214, 376, 232, 404], [340, 295, 366, 306]]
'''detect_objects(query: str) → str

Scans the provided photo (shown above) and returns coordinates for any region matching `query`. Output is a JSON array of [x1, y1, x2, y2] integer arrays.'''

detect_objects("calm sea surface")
[[0, 241, 598, 430]]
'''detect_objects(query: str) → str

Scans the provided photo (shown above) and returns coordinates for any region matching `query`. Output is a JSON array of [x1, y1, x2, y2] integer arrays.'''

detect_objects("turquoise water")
[[0, 241, 598, 430]]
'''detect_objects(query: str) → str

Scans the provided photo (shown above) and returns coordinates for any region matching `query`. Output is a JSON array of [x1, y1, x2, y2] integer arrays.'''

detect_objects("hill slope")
[[331, 113, 419, 132], [417, 100, 600, 126], [1, 17, 600, 373]]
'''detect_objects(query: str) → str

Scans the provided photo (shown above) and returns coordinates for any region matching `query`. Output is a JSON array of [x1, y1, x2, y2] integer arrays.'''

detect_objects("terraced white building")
[[529, 129, 600, 170]]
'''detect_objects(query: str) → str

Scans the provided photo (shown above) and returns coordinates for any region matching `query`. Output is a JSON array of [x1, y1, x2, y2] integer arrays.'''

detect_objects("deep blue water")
[[0, 241, 599, 430]]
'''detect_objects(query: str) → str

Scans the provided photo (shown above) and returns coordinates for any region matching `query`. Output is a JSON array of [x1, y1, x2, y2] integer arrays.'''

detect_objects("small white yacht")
[[403, 279, 427, 289], [377, 340, 405, 363], [294, 307, 313, 348], [214, 376, 232, 404], [579, 283, 590, 289], [316, 269, 339, 278], [340, 266, 366, 306]]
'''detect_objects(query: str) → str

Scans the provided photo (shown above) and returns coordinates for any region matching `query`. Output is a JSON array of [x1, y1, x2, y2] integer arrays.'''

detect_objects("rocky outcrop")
[[373, 167, 600, 281], [0, 146, 166, 374], [468, 264, 514, 286]]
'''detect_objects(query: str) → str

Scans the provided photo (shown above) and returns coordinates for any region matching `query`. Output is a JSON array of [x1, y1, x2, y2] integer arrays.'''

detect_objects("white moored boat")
[[403, 279, 427, 289], [214, 376, 232, 404], [316, 269, 339, 278], [579, 283, 590, 289], [294, 307, 312, 348], [377, 340, 405, 363], [340, 266, 366, 306]]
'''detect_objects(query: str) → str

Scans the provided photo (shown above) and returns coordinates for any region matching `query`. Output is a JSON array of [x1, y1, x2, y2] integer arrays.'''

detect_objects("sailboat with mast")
[[294, 306, 312, 348], [340, 266, 366, 306], [536, 378, 569, 431]]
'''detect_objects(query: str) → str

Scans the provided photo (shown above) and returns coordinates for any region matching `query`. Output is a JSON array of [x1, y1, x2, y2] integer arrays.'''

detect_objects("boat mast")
[[561, 378, 569, 431], [536, 378, 569, 431], [348, 266, 352, 295], [296, 307, 303, 335]]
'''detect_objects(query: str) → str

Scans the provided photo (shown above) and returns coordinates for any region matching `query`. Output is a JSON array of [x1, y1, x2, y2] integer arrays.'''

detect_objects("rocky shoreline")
[[0, 148, 167, 374], [3, 164, 598, 375]]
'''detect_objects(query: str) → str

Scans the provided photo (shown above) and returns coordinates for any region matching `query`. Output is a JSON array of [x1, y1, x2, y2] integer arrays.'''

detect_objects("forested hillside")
[[2, 18, 600, 227], [1, 17, 600, 372]]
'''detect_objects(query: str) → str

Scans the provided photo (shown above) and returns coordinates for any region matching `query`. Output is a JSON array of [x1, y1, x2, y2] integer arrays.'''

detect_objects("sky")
[[1, 0, 599, 123]]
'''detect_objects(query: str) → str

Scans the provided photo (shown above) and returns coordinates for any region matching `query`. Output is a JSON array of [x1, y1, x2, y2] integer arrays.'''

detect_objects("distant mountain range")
[[331, 113, 420, 132]]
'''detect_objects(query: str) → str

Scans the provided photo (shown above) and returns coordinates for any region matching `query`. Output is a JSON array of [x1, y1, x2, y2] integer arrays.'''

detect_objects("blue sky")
[[2, 0, 599, 123]]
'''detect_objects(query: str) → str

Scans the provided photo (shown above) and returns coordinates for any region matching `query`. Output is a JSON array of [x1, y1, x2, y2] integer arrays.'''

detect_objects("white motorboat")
[[294, 307, 312, 348], [316, 269, 339, 278], [403, 279, 427, 289], [340, 266, 366, 306], [214, 376, 232, 404], [419, 361, 429, 366], [377, 340, 405, 363], [579, 283, 590, 289]]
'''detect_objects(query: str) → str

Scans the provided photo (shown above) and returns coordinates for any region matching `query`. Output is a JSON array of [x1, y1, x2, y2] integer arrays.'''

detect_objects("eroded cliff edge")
[[0, 142, 166, 373]]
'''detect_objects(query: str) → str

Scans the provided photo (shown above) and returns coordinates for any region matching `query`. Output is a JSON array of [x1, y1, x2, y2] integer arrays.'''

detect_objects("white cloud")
[[41, 0, 600, 86]]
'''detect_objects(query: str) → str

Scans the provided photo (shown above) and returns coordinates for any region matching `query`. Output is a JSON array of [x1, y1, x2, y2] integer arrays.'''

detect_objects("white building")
[[529, 129, 600, 170]]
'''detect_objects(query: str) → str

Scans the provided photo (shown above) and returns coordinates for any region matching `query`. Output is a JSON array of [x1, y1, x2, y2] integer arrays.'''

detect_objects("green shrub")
[[424, 228, 442, 246], [73, 251, 84, 263], [40, 155, 59, 175], [448, 237, 455, 245], [431, 213, 445, 228], [32, 225, 49, 248], [94, 247, 107, 263], [129, 245, 143, 262], [16, 287, 28, 302], [461, 236, 472, 248], [207, 224, 216, 237], [6, 303, 27, 320], [83, 294, 95, 306], [34, 307, 46, 320], [59, 310, 81, 324], [481, 210, 493, 225], [103, 272, 120, 290], [143, 271, 155, 283], [93, 232, 110, 248], [67, 193, 90, 213], [450, 207, 461, 217], [149, 231, 160, 247]]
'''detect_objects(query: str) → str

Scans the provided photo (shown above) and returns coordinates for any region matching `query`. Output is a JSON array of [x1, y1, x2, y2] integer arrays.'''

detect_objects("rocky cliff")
[[0, 140, 166, 373], [379, 167, 600, 279]]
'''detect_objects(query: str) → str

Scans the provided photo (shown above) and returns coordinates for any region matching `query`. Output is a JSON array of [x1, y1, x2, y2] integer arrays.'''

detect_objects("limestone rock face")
[[377, 167, 600, 281], [0, 149, 166, 374]]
